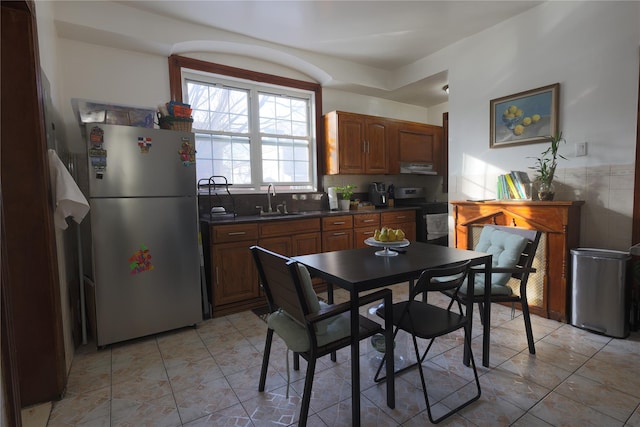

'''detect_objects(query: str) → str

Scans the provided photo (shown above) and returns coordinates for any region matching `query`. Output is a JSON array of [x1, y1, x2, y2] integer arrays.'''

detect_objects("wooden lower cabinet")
[[322, 215, 354, 251], [209, 211, 417, 316], [259, 236, 291, 257], [293, 232, 323, 257], [212, 240, 259, 307], [450, 200, 584, 322], [260, 218, 322, 290], [210, 223, 259, 316], [210, 218, 323, 316], [353, 213, 380, 248], [381, 210, 417, 242], [259, 218, 322, 258]]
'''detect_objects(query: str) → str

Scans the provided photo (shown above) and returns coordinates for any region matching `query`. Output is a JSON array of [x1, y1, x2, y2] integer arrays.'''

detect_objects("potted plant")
[[529, 131, 567, 201], [336, 184, 356, 210]]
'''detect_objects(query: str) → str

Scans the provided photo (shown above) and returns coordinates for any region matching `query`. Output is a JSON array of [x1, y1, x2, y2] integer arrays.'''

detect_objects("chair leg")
[[424, 325, 482, 424], [477, 301, 485, 325], [520, 298, 536, 354], [298, 357, 316, 427], [259, 329, 274, 392], [293, 352, 300, 370]]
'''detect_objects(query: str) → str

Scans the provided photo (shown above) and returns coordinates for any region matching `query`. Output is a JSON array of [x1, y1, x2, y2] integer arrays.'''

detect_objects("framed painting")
[[490, 83, 559, 148]]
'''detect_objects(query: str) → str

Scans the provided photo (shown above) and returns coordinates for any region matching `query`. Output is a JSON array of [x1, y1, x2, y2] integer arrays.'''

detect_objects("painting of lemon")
[[513, 124, 525, 135]]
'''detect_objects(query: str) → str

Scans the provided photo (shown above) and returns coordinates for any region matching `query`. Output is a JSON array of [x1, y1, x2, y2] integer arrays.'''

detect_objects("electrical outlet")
[[575, 142, 587, 157]]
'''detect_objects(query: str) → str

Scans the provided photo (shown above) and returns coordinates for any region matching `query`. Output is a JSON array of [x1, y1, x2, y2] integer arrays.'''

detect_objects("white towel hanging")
[[48, 149, 90, 229]]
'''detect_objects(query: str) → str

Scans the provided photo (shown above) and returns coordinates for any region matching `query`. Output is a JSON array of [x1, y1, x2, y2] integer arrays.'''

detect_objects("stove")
[[394, 187, 449, 246]]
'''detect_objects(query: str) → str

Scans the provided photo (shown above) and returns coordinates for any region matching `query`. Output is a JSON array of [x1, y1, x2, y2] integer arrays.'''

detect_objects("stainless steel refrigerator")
[[85, 123, 201, 346]]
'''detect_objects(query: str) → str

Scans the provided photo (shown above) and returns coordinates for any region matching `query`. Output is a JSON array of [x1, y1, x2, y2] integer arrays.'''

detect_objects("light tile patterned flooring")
[[28, 283, 640, 426]]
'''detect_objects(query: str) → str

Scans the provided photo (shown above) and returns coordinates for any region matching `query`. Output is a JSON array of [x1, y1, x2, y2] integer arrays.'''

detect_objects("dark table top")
[[293, 242, 491, 293]]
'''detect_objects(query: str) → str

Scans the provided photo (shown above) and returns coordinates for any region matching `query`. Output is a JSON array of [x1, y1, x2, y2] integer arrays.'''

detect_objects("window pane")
[[279, 143, 294, 161], [294, 161, 309, 181], [232, 160, 251, 183], [186, 74, 314, 190], [262, 159, 279, 182]]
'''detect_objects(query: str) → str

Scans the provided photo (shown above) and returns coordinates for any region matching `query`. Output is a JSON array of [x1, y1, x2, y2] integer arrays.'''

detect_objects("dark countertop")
[[200, 206, 419, 225]]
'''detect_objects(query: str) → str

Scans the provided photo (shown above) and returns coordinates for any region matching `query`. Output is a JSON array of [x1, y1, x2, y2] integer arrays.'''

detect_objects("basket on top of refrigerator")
[[157, 101, 193, 132]]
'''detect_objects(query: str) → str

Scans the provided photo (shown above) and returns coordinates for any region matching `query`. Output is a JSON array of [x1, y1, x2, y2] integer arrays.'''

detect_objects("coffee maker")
[[368, 182, 387, 207]]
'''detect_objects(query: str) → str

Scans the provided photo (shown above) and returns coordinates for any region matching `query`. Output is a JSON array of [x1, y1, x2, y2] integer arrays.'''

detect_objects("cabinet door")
[[293, 232, 323, 288], [397, 221, 416, 242], [292, 232, 322, 256], [397, 123, 443, 173], [337, 114, 365, 173], [365, 119, 388, 173], [382, 211, 417, 241], [212, 241, 259, 306], [259, 236, 292, 257], [354, 227, 377, 248], [322, 230, 354, 252], [353, 213, 380, 248]]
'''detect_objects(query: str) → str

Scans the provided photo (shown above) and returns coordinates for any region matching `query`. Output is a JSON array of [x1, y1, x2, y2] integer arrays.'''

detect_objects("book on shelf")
[[504, 174, 520, 198], [497, 171, 532, 200]]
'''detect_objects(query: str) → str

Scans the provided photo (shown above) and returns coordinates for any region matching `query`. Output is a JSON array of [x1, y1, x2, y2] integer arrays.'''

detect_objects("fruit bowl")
[[365, 237, 410, 256]]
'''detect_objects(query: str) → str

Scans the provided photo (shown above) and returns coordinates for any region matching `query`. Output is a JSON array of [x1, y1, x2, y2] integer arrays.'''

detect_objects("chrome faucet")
[[266, 183, 276, 213]]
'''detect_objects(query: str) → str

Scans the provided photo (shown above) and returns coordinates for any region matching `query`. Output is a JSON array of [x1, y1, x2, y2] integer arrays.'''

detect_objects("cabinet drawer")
[[322, 215, 353, 231], [259, 218, 321, 238], [381, 210, 416, 225], [353, 213, 380, 228], [211, 223, 259, 243]]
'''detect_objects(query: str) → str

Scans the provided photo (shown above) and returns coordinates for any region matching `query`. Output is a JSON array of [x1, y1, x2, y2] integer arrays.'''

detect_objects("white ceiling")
[[112, 1, 543, 107]]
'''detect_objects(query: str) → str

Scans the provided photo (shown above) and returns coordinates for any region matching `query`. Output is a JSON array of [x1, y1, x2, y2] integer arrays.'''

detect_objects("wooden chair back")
[[250, 246, 309, 326]]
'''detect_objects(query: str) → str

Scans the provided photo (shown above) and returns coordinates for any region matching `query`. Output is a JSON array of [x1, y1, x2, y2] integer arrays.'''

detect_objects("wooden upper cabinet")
[[324, 111, 389, 174], [324, 110, 444, 176], [389, 121, 444, 174], [364, 118, 388, 173]]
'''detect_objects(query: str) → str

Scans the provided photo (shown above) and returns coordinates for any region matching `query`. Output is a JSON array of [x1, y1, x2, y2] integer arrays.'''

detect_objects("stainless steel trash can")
[[571, 248, 631, 338]]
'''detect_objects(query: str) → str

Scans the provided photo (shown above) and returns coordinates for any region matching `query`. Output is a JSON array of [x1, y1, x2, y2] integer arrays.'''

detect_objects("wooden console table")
[[450, 200, 584, 322]]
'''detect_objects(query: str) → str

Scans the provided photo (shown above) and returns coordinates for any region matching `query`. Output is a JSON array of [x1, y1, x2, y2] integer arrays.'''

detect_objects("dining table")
[[293, 241, 492, 427]]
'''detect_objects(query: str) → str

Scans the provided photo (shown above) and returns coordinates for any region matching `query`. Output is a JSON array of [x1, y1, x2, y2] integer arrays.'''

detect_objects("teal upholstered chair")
[[448, 225, 541, 354], [250, 246, 394, 427]]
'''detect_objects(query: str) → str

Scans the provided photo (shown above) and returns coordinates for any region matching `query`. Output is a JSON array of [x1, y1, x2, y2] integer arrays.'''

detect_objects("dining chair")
[[448, 225, 541, 355], [250, 245, 395, 426], [373, 260, 480, 424]]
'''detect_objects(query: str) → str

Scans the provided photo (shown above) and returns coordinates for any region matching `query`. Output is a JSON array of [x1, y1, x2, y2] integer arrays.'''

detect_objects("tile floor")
[[24, 283, 640, 426]]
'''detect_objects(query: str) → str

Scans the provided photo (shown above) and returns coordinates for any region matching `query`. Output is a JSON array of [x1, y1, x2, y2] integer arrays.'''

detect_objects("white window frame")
[[182, 70, 318, 193]]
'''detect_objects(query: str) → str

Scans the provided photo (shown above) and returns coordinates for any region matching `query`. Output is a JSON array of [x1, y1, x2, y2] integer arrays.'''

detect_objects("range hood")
[[399, 162, 437, 175]]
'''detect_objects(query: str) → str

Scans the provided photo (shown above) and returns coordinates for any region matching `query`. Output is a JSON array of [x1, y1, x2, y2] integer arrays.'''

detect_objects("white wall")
[[416, 1, 639, 250], [444, 2, 639, 177], [322, 88, 430, 123]]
